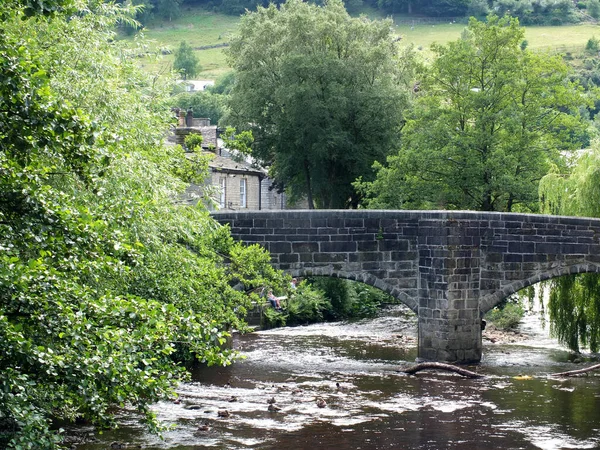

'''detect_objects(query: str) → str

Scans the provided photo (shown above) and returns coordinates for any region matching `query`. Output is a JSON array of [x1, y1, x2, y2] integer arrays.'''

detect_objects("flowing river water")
[[72, 306, 600, 450]]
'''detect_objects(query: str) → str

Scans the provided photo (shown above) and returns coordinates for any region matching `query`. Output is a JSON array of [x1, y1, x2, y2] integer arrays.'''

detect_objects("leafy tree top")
[[174, 40, 200, 80], [225, 0, 415, 209], [357, 15, 588, 212]]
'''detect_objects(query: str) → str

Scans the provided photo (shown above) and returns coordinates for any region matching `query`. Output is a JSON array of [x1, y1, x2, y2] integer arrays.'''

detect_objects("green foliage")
[[586, 36, 600, 53], [357, 15, 588, 212], [377, 0, 469, 16], [589, 0, 600, 18], [262, 307, 288, 328], [491, 0, 580, 25], [308, 278, 393, 320], [261, 281, 330, 328], [173, 40, 200, 80], [0, 1, 283, 447], [222, 127, 254, 160], [184, 133, 204, 151], [2, 0, 76, 18], [467, 0, 490, 17], [539, 145, 600, 353], [225, 0, 414, 208], [485, 299, 525, 330], [540, 147, 600, 218], [284, 283, 331, 325], [208, 71, 236, 95], [172, 90, 227, 124], [260, 278, 390, 329], [548, 274, 600, 352]]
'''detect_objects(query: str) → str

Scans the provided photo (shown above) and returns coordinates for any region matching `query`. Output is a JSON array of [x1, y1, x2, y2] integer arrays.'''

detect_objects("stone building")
[[170, 110, 288, 210]]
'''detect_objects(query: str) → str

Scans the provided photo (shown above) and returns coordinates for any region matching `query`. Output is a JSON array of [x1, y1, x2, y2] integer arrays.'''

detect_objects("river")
[[72, 306, 600, 450]]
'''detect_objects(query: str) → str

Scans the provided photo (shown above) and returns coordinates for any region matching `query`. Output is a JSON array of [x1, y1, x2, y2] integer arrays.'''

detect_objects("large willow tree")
[[539, 147, 600, 352], [0, 1, 285, 447]]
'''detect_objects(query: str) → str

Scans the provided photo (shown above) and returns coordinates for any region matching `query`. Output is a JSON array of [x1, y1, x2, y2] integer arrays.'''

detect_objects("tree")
[[225, 0, 414, 209], [357, 15, 588, 212], [377, 0, 469, 16], [173, 40, 200, 80], [172, 90, 227, 124], [155, 0, 181, 20], [0, 1, 285, 447], [589, 0, 600, 19], [539, 146, 600, 353]]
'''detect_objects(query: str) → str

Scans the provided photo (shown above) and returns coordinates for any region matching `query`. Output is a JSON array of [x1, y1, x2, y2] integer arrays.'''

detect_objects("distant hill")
[[124, 6, 600, 81]]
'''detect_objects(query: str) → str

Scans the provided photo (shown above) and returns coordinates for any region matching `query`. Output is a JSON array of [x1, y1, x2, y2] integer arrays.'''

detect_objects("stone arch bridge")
[[212, 210, 600, 363]]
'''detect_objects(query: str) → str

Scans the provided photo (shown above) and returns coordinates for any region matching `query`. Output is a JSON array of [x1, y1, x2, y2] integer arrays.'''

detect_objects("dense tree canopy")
[[357, 15, 588, 212], [0, 1, 285, 447], [225, 0, 414, 208]]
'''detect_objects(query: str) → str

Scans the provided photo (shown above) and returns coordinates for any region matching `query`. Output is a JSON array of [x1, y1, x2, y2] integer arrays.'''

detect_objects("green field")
[[397, 21, 600, 54], [130, 6, 600, 80], [132, 9, 239, 79]]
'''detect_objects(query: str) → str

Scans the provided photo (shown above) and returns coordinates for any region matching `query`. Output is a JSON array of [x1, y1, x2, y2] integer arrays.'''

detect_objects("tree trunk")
[[551, 363, 600, 377], [402, 362, 485, 379], [303, 158, 314, 209]]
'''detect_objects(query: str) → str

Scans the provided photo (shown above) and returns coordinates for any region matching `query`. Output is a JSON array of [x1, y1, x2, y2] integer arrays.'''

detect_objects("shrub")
[[485, 300, 525, 330], [586, 36, 600, 53], [261, 282, 330, 328], [262, 307, 287, 329], [285, 284, 331, 325], [184, 133, 204, 151], [308, 277, 395, 320]]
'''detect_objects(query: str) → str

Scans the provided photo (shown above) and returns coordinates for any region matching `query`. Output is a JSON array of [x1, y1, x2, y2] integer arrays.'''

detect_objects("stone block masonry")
[[212, 210, 600, 363]]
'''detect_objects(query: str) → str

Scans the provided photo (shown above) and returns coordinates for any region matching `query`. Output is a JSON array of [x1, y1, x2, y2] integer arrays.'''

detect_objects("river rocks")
[[483, 324, 526, 344], [197, 421, 211, 432], [184, 404, 203, 410]]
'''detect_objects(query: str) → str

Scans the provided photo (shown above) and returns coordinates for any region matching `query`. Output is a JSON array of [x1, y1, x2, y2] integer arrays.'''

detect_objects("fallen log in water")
[[551, 363, 600, 377], [401, 362, 485, 379]]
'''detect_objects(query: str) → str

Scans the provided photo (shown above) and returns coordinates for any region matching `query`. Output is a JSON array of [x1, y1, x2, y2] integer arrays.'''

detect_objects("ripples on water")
[[73, 307, 600, 450]]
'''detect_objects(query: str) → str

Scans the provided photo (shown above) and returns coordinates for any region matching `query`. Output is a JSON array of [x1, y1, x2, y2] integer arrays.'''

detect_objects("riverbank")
[[483, 324, 528, 345]]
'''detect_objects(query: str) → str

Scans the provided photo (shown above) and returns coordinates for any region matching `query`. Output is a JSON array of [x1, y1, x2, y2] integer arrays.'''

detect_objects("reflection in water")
[[72, 307, 600, 450]]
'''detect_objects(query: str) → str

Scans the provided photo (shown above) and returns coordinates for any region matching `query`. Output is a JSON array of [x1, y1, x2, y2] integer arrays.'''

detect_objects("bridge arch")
[[213, 209, 600, 363], [480, 262, 600, 314], [290, 268, 419, 313]]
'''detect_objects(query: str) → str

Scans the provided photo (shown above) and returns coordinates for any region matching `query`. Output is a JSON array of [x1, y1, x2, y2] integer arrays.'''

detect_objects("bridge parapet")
[[212, 210, 600, 363]]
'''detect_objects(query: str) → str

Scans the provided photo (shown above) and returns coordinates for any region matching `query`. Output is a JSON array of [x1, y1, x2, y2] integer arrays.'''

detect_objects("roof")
[[208, 153, 265, 178]]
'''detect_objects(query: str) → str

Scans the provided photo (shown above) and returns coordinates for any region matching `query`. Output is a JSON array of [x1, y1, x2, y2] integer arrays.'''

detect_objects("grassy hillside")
[[129, 6, 600, 80], [397, 21, 600, 54], [132, 9, 239, 79]]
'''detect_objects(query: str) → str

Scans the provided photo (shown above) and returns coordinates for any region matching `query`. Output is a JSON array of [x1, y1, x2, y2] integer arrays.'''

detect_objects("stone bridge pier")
[[212, 210, 600, 363]]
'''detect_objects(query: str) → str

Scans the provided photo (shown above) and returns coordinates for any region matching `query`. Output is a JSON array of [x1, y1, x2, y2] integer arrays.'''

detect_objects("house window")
[[240, 178, 247, 208], [219, 177, 226, 208]]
